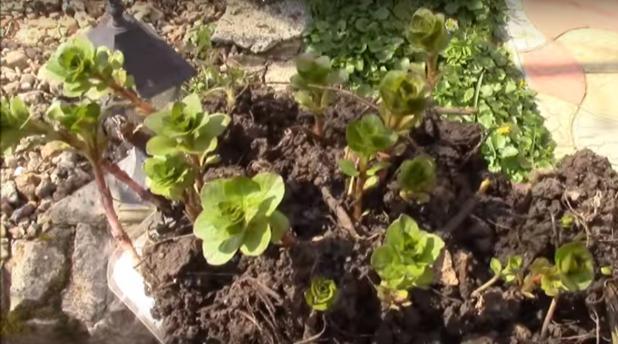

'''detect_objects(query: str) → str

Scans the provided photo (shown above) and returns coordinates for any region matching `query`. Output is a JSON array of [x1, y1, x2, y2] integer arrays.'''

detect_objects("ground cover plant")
[[304, 0, 555, 181], [3, 5, 618, 344]]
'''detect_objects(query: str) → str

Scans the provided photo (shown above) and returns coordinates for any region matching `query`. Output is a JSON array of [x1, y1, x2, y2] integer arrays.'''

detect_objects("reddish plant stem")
[[107, 80, 156, 115], [426, 54, 439, 90], [91, 158, 139, 260], [101, 161, 171, 213], [352, 162, 367, 223], [313, 116, 324, 137]]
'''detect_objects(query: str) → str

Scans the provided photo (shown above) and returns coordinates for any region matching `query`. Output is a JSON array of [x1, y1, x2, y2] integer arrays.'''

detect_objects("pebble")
[[4, 50, 28, 69], [10, 202, 36, 223], [26, 223, 40, 238], [14, 173, 41, 201], [53, 151, 79, 169], [35, 177, 56, 199], [2, 81, 20, 94], [1, 180, 20, 205], [0, 238, 10, 261]]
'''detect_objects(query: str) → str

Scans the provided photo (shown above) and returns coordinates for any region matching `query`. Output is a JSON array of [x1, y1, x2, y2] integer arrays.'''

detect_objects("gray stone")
[[4, 50, 28, 69], [1, 66, 18, 82], [53, 150, 79, 170], [213, 0, 309, 53], [35, 177, 56, 199], [0, 238, 9, 261], [47, 181, 105, 227], [1, 180, 20, 205], [62, 223, 113, 328], [10, 238, 68, 311], [88, 298, 158, 344], [10, 202, 36, 223]]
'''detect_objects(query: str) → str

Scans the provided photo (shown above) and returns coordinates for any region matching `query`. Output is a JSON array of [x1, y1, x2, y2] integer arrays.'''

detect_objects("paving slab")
[[581, 73, 618, 117], [504, 0, 546, 52], [520, 42, 586, 105], [523, 0, 618, 39], [556, 29, 618, 73], [534, 93, 578, 159], [572, 109, 618, 168]]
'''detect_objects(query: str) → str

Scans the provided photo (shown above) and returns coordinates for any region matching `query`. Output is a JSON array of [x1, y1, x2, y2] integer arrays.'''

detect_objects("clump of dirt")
[[141, 87, 618, 344]]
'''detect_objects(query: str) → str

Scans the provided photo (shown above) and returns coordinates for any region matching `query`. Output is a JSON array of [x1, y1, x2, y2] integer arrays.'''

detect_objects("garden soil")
[[141, 87, 618, 344]]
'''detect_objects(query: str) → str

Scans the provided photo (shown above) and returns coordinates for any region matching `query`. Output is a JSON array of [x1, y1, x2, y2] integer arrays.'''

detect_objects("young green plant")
[[1, 96, 138, 257], [471, 255, 523, 297], [378, 70, 429, 137], [521, 242, 595, 338], [193, 173, 290, 265], [408, 8, 450, 90], [397, 155, 437, 203], [338, 114, 397, 221], [304, 277, 338, 312], [143, 93, 230, 220], [290, 53, 347, 136], [370, 215, 445, 310]]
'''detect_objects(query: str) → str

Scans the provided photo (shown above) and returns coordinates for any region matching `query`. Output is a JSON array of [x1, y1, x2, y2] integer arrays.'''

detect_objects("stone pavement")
[[505, 0, 618, 168]]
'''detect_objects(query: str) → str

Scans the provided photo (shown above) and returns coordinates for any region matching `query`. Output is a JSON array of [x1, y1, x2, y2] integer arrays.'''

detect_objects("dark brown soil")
[[141, 87, 618, 344]]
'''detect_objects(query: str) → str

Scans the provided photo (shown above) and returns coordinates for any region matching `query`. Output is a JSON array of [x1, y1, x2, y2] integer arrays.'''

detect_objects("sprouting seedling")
[[1, 96, 140, 256], [39, 36, 155, 113], [290, 52, 347, 136], [397, 155, 437, 203], [560, 213, 575, 230], [304, 277, 338, 312], [378, 70, 429, 137], [1, 97, 47, 154], [370, 215, 444, 309], [338, 114, 397, 221], [193, 173, 290, 266], [144, 154, 196, 202], [408, 8, 450, 89], [521, 241, 595, 339], [143, 93, 229, 219], [471, 255, 523, 297]]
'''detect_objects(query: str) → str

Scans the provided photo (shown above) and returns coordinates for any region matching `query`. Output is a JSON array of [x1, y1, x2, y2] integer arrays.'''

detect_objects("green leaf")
[[555, 242, 594, 292], [146, 136, 178, 156], [397, 155, 436, 202], [304, 277, 338, 312], [269, 210, 289, 243], [489, 258, 502, 276], [346, 114, 397, 159], [379, 70, 428, 116], [144, 155, 195, 201], [239, 218, 271, 256], [338, 159, 359, 177]]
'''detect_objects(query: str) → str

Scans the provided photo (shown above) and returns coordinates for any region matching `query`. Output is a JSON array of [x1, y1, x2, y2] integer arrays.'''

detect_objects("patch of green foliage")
[[371, 214, 444, 308], [291, 53, 347, 136], [490, 255, 523, 284], [193, 173, 290, 265], [522, 242, 594, 297], [304, 277, 338, 312], [143, 155, 195, 201], [397, 155, 436, 203], [305, 0, 555, 181]]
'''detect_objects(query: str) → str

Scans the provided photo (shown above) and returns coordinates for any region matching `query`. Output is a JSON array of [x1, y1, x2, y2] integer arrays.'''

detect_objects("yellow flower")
[[496, 124, 511, 135]]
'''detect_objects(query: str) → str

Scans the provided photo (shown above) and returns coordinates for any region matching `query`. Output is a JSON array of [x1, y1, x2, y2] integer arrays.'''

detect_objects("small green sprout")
[[560, 213, 575, 230], [338, 114, 397, 221], [145, 93, 229, 157], [601, 266, 613, 276], [193, 173, 290, 265], [0, 97, 45, 153], [522, 241, 594, 297], [408, 8, 450, 88], [290, 53, 347, 136], [304, 277, 338, 312], [144, 155, 195, 201], [397, 155, 437, 203], [40, 36, 133, 98], [472, 255, 523, 297], [379, 70, 429, 136], [371, 215, 445, 308]]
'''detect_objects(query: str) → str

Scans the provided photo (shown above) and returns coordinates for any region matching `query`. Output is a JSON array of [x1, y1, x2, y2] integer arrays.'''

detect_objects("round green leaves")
[[408, 8, 450, 55], [193, 173, 289, 266], [304, 277, 338, 312]]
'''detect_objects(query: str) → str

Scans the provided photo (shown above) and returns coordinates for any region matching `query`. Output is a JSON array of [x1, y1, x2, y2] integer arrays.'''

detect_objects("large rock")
[[61, 223, 156, 344], [10, 237, 69, 311], [213, 0, 309, 53], [62, 223, 114, 328], [46, 181, 106, 227]]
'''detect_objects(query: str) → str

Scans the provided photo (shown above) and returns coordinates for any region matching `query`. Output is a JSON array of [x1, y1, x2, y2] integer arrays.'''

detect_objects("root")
[[320, 186, 361, 239], [541, 296, 559, 339]]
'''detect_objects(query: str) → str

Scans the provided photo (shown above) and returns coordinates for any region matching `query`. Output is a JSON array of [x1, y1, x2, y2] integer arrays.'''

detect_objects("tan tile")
[[572, 109, 618, 167], [521, 42, 586, 105], [582, 74, 618, 116], [535, 93, 578, 159], [557, 29, 618, 73]]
